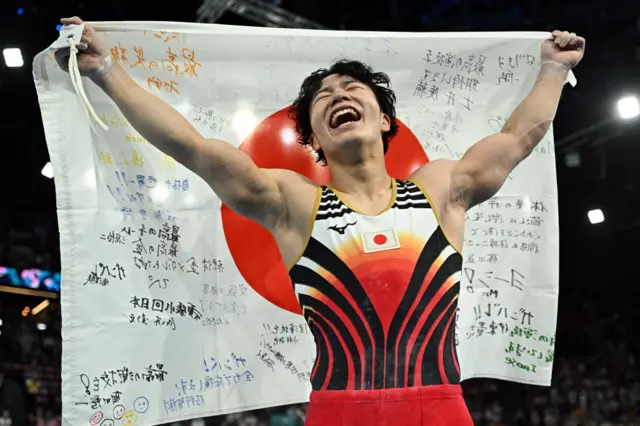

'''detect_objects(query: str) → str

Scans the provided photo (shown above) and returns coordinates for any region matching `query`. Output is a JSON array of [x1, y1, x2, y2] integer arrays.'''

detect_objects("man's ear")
[[310, 134, 320, 153], [381, 113, 391, 132]]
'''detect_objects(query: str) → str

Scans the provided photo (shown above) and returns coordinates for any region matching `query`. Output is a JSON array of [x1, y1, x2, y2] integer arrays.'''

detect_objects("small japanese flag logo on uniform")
[[361, 229, 400, 253]]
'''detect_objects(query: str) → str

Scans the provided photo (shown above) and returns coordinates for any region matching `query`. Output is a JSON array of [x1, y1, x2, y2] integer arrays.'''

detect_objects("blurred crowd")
[[0, 215, 59, 273], [0, 219, 639, 426]]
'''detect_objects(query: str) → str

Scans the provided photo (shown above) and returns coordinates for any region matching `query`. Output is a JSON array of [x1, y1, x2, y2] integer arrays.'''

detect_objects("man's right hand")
[[54, 17, 111, 81]]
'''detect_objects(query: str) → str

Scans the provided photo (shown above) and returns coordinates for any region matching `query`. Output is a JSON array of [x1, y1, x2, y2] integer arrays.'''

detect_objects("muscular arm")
[[409, 62, 569, 250], [449, 61, 569, 210], [95, 64, 287, 229]]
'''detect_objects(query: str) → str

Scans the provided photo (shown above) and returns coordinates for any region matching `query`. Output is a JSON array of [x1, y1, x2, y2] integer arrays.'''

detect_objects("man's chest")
[[313, 208, 438, 255]]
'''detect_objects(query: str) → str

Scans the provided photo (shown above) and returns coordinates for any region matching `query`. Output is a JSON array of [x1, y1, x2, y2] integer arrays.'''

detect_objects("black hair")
[[289, 59, 399, 164]]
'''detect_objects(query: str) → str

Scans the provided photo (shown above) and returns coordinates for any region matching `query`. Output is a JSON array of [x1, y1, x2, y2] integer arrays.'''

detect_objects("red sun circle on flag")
[[220, 106, 429, 315], [373, 234, 388, 245]]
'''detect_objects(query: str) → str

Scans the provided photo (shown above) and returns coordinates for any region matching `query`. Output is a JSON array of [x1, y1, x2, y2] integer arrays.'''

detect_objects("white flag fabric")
[[33, 22, 569, 426]]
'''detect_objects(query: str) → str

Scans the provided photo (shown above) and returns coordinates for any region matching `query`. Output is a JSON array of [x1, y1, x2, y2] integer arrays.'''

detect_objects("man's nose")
[[330, 91, 352, 107]]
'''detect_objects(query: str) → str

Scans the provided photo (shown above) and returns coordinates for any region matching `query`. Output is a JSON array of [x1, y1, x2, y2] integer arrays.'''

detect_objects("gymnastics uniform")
[[289, 179, 473, 425]]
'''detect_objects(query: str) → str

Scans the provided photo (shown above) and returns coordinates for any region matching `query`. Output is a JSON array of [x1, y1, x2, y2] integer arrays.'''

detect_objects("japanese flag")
[[361, 229, 400, 253]]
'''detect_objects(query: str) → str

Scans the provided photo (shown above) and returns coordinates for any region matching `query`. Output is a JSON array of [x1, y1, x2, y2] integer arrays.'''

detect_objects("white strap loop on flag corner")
[[63, 24, 109, 132]]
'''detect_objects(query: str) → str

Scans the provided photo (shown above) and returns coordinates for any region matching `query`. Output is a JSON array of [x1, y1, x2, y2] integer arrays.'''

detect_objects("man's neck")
[[328, 157, 392, 198]]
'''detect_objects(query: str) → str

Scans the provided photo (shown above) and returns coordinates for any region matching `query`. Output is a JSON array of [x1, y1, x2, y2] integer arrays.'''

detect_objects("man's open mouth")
[[329, 107, 361, 129]]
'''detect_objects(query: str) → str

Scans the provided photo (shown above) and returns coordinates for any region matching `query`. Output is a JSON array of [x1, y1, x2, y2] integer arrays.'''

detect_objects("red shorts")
[[305, 385, 473, 426]]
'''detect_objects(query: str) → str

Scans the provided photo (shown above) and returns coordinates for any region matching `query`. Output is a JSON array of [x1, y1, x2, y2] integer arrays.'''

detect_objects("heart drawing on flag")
[[220, 106, 429, 314]]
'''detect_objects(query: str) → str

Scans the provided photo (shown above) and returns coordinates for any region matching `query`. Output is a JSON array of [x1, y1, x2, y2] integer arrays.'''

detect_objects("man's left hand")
[[541, 30, 586, 70]]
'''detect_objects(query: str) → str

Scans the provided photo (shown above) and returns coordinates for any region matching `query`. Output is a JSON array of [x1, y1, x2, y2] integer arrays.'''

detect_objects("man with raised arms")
[[56, 17, 584, 425]]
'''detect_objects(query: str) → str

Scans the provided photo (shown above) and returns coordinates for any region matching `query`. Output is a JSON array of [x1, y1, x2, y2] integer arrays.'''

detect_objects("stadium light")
[[41, 162, 53, 179], [587, 209, 604, 224], [3, 48, 23, 67], [617, 95, 639, 120], [32, 300, 50, 315], [36, 323, 47, 331]]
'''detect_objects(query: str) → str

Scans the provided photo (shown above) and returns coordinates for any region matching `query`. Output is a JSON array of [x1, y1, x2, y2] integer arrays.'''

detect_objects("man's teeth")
[[331, 108, 357, 127]]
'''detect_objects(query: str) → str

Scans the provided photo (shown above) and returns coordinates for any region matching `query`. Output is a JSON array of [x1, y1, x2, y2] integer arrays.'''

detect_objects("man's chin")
[[332, 134, 363, 146], [329, 125, 363, 140]]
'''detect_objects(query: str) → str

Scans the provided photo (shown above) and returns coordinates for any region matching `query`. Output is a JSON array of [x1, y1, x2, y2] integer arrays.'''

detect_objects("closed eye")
[[313, 82, 363, 104], [312, 92, 331, 105]]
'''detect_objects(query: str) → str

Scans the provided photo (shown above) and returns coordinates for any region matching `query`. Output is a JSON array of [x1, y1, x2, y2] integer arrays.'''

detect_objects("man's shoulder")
[[409, 159, 458, 196], [265, 168, 317, 185], [265, 168, 321, 223], [261, 168, 322, 268], [265, 168, 320, 196], [409, 160, 465, 251], [408, 159, 461, 213], [409, 159, 457, 182]]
